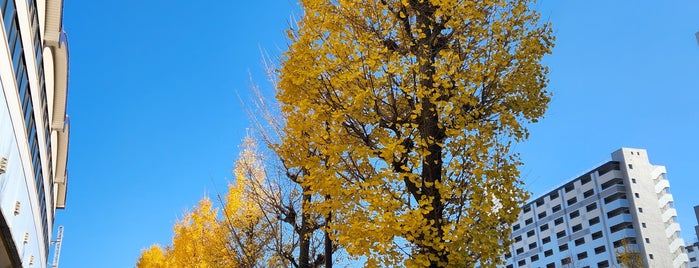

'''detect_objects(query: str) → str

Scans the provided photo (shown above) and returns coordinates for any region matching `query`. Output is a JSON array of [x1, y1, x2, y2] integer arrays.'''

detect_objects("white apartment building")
[[0, 0, 69, 267], [502, 148, 688, 268], [685, 205, 699, 268]]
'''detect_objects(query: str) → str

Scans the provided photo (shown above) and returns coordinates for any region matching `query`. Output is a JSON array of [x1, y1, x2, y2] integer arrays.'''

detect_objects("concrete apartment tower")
[[502, 148, 688, 268], [685, 206, 699, 268], [0, 0, 70, 267]]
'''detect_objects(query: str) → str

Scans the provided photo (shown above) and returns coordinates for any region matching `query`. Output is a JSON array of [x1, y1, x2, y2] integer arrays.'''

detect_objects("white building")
[[502, 148, 688, 268], [685, 205, 699, 268], [0, 0, 69, 267]]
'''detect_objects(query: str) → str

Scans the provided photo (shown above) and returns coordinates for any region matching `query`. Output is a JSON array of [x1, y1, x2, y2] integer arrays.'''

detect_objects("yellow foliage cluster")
[[137, 139, 274, 268], [277, 0, 554, 266]]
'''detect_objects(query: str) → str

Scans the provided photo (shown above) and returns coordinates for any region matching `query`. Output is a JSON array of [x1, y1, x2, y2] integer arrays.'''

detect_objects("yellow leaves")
[[278, 0, 553, 266], [136, 245, 167, 268], [136, 137, 275, 268]]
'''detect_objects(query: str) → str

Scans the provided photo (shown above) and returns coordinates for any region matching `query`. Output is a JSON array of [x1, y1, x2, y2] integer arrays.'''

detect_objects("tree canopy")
[[277, 0, 554, 266]]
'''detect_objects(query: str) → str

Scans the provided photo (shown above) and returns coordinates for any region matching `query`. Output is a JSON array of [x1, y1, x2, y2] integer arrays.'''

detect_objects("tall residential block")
[[502, 148, 687, 268], [0, 0, 69, 267], [685, 205, 699, 268]]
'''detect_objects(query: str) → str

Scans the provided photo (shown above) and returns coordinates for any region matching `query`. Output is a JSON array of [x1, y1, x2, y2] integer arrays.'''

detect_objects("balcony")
[[662, 208, 678, 222], [665, 222, 681, 238], [655, 178, 670, 194], [657, 194, 674, 209], [670, 237, 686, 253]]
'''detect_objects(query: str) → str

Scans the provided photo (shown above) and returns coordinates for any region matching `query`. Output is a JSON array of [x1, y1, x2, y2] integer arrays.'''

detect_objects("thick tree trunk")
[[299, 191, 312, 268]]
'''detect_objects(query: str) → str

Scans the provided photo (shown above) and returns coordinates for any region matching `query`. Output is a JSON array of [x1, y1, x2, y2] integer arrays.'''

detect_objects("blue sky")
[[59, 1, 698, 267]]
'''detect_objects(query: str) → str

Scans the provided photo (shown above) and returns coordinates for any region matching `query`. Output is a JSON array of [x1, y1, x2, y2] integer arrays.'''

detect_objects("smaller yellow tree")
[[136, 138, 277, 267]]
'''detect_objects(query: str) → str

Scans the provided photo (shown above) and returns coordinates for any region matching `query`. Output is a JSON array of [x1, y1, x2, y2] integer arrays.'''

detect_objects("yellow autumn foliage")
[[277, 0, 554, 267], [136, 138, 274, 268]]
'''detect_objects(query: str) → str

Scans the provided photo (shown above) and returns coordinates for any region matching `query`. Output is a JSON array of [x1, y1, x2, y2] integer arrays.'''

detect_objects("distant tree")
[[276, 0, 554, 266], [616, 239, 645, 268], [135, 138, 277, 268], [245, 59, 338, 268]]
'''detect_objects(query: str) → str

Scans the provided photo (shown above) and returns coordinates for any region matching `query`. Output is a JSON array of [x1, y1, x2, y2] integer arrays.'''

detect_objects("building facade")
[[685, 205, 699, 268], [502, 148, 688, 268], [0, 0, 69, 267]]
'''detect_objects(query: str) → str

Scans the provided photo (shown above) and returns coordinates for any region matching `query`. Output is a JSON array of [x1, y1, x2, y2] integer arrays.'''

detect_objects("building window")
[[514, 235, 522, 242], [531, 254, 539, 262], [595, 246, 606, 254], [572, 224, 582, 233], [559, 243, 569, 251], [613, 238, 637, 248], [577, 251, 588, 260], [529, 242, 537, 250], [561, 257, 571, 265], [598, 260, 610, 268], [525, 218, 533, 225], [557, 230, 566, 239], [645, 238, 650, 243], [552, 204, 561, 213], [513, 224, 520, 231], [569, 210, 580, 219], [642, 222, 646, 228], [565, 184, 575, 193], [518, 259, 526, 266], [638, 207, 643, 213], [536, 199, 545, 207], [690, 257, 696, 262], [592, 231, 603, 240], [581, 176, 592, 185], [567, 197, 577, 206], [546, 262, 555, 268], [589, 216, 600, 226], [632, 178, 637, 183], [544, 249, 553, 257], [523, 205, 531, 213], [505, 253, 512, 259], [628, 164, 633, 169], [574, 238, 585, 246], [542, 236, 551, 244], [649, 254, 653, 259], [555, 217, 564, 225], [610, 222, 634, 233], [506, 265, 513, 268], [586, 202, 598, 212], [538, 211, 547, 219], [516, 247, 524, 254], [607, 207, 630, 218], [540, 223, 549, 232], [604, 193, 627, 204], [601, 178, 623, 190], [550, 192, 559, 200], [635, 193, 640, 198], [583, 189, 594, 198], [527, 230, 535, 237]]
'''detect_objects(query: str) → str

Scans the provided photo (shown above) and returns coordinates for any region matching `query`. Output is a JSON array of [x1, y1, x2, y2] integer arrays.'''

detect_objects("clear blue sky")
[[60, 1, 699, 267]]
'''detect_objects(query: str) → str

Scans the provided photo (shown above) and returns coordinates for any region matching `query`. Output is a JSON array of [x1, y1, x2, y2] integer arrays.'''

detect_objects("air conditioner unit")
[[23, 232, 29, 244], [14, 201, 20, 215], [28, 255, 34, 265], [0, 157, 7, 174]]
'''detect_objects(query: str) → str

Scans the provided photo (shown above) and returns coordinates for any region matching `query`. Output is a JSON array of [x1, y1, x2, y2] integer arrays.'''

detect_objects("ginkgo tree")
[[136, 138, 276, 268], [277, 0, 554, 267]]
